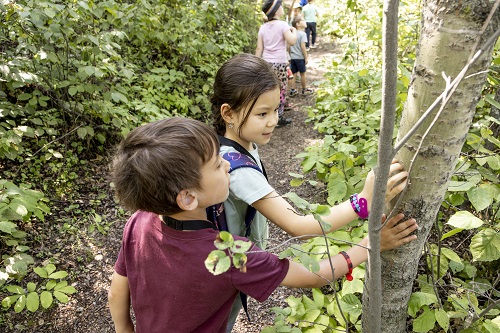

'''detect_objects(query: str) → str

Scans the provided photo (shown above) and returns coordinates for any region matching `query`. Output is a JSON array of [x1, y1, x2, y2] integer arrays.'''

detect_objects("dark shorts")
[[290, 59, 306, 74]]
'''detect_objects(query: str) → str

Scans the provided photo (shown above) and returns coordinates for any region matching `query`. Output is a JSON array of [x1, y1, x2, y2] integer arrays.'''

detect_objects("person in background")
[[302, 0, 320, 50], [288, 15, 314, 97], [255, 0, 297, 128]]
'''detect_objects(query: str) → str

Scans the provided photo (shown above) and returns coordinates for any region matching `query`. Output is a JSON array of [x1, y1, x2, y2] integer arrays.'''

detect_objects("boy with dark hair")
[[108, 117, 418, 332], [289, 15, 313, 96]]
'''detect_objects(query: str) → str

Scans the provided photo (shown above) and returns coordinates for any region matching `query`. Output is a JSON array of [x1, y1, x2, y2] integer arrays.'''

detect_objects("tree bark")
[[373, 1, 499, 332]]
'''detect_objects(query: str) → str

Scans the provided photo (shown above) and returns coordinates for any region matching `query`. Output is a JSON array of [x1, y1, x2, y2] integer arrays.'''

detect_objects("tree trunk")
[[366, 1, 500, 332]]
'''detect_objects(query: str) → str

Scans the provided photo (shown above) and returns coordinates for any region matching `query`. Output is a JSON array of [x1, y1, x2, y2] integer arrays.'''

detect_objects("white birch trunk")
[[365, 1, 499, 332]]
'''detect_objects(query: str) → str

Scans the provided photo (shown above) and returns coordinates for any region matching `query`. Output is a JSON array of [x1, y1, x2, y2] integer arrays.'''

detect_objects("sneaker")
[[311, 44, 317, 49], [306, 47, 310, 51], [276, 116, 292, 128], [301, 88, 314, 95], [289, 89, 298, 97], [284, 102, 294, 111]]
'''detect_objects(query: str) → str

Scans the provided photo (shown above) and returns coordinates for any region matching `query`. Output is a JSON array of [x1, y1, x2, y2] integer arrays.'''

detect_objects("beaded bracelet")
[[349, 193, 369, 219], [340, 251, 353, 281]]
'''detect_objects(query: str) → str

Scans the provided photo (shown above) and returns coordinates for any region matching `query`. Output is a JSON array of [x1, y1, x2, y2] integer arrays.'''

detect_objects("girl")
[[255, 0, 297, 127], [211, 53, 417, 332]]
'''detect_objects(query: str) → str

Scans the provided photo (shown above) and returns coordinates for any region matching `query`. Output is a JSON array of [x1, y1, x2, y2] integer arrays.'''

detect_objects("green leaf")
[[413, 306, 435, 332], [17, 93, 32, 101], [53, 290, 69, 303], [49, 271, 68, 279], [408, 292, 438, 317], [440, 247, 461, 263], [0, 221, 17, 234], [46, 264, 56, 276], [446, 211, 483, 230], [27, 282, 36, 292], [77, 127, 87, 139], [312, 288, 324, 308], [470, 228, 500, 261], [56, 286, 77, 295], [434, 308, 449, 331], [9, 202, 27, 217], [327, 172, 347, 204], [339, 293, 362, 323], [46, 280, 57, 291], [467, 187, 492, 211], [214, 231, 234, 250], [231, 253, 247, 271], [231, 240, 252, 253], [6, 285, 24, 295], [302, 309, 321, 323], [14, 294, 26, 313], [441, 228, 463, 241], [205, 250, 231, 275], [40, 291, 53, 309], [26, 292, 39, 312], [68, 86, 78, 96]]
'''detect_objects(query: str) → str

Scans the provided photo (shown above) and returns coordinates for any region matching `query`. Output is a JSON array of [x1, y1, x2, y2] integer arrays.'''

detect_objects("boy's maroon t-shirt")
[[114, 211, 289, 333]]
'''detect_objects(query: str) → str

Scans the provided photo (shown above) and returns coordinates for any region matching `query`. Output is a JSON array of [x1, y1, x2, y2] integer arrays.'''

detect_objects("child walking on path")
[[255, 0, 297, 127], [302, 0, 320, 50], [108, 116, 418, 333], [288, 15, 314, 97], [211, 53, 418, 332]]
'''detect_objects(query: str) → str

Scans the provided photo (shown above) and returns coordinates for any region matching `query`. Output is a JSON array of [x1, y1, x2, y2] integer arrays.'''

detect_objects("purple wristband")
[[349, 193, 369, 219]]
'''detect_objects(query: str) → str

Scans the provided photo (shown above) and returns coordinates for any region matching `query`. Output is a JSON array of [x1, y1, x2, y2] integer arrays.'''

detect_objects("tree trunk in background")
[[370, 1, 499, 332]]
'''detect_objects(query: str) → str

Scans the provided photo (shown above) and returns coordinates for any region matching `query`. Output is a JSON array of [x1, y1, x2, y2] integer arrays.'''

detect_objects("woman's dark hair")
[[110, 117, 219, 215], [211, 53, 280, 136]]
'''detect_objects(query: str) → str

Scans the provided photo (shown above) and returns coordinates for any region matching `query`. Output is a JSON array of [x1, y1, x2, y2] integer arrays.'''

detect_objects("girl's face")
[[227, 87, 280, 150]]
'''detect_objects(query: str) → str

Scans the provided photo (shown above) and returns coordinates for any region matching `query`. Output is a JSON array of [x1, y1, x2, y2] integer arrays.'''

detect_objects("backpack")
[[206, 136, 268, 322]]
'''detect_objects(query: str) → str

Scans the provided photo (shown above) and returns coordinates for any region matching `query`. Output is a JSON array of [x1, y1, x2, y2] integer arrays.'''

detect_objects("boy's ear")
[[176, 190, 198, 211], [220, 104, 234, 123]]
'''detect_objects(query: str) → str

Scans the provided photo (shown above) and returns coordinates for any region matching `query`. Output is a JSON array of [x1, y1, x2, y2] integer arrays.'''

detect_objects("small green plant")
[[2, 263, 76, 313], [205, 231, 253, 275]]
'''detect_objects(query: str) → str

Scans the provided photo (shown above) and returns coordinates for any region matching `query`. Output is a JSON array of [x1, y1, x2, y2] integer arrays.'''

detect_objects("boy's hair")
[[110, 117, 219, 215], [292, 15, 303, 28], [211, 53, 280, 136]]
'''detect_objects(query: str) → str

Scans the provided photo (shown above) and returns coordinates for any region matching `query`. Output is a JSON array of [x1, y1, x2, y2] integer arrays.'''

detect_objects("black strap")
[[162, 216, 217, 231], [218, 136, 267, 179]]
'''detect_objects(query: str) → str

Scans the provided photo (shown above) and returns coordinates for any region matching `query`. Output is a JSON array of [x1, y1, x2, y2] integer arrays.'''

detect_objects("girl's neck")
[[224, 132, 254, 151]]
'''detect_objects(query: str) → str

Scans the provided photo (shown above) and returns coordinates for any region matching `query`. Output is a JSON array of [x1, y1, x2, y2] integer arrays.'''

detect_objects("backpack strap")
[[222, 152, 262, 238], [218, 136, 268, 179]]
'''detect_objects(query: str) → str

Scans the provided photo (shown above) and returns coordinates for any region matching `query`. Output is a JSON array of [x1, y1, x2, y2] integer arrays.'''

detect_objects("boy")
[[289, 15, 314, 96], [108, 118, 418, 332]]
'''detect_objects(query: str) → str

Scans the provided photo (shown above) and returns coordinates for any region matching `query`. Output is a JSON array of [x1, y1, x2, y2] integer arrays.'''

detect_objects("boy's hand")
[[359, 160, 408, 206], [380, 213, 418, 251]]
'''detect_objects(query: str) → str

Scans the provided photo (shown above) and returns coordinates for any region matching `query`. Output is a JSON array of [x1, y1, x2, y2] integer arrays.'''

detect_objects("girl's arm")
[[253, 162, 408, 238], [108, 272, 135, 333], [284, 27, 298, 45], [300, 42, 308, 64], [255, 34, 264, 57], [280, 213, 417, 288]]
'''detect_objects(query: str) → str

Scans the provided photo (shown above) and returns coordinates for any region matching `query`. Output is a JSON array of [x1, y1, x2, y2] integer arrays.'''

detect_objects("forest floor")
[[0, 34, 341, 333]]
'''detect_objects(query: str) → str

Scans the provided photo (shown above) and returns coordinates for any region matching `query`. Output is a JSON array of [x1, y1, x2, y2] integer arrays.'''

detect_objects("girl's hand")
[[380, 213, 418, 251], [359, 160, 409, 206]]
